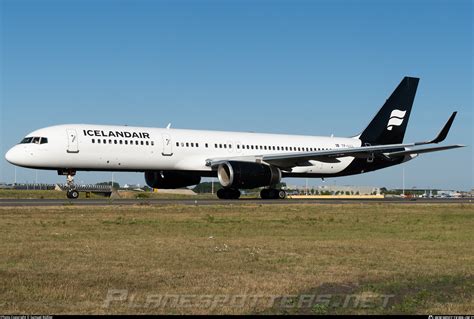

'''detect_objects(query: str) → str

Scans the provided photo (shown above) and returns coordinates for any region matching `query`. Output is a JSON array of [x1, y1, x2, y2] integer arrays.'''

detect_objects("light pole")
[[402, 167, 405, 197]]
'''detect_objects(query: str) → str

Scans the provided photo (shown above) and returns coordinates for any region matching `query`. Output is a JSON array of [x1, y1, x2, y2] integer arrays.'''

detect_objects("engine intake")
[[145, 170, 201, 189], [217, 161, 281, 189]]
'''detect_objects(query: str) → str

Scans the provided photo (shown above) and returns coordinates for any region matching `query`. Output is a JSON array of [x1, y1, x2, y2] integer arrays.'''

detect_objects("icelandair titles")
[[83, 129, 150, 139]]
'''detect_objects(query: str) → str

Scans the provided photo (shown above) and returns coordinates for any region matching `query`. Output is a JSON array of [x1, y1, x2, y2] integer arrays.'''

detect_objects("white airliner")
[[5, 77, 464, 199]]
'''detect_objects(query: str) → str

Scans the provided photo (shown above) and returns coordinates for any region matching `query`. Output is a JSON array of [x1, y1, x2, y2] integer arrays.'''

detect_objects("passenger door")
[[161, 133, 173, 156], [66, 129, 79, 153]]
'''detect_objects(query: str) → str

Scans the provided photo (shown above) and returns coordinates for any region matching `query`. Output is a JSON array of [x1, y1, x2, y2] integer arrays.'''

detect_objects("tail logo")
[[387, 109, 407, 131]]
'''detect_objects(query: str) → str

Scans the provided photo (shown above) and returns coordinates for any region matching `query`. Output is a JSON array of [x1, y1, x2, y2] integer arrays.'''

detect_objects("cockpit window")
[[20, 137, 33, 144], [19, 136, 48, 144]]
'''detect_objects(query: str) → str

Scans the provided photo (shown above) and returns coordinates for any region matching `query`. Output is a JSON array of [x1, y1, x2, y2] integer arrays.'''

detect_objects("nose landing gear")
[[66, 189, 79, 199], [58, 169, 79, 199]]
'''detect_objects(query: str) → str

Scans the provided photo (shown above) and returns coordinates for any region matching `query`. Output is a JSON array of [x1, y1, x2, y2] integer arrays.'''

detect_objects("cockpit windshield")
[[20, 137, 48, 144], [20, 137, 33, 144]]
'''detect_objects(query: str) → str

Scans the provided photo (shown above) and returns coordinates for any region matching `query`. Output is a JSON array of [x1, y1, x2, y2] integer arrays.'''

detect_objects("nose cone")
[[5, 146, 21, 165]]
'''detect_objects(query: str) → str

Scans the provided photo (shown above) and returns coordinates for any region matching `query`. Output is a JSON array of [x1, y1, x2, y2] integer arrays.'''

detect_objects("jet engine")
[[144, 170, 201, 189], [217, 161, 281, 189]]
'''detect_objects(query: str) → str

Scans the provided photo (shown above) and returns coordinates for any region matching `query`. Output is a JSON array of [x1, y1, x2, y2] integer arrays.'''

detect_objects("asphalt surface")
[[0, 197, 472, 207]]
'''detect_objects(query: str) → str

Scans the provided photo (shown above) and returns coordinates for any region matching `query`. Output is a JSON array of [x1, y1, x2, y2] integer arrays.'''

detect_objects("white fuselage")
[[5, 124, 362, 176]]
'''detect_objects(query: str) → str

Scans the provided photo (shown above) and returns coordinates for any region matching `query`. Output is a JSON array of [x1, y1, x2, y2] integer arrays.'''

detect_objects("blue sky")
[[0, 0, 472, 190]]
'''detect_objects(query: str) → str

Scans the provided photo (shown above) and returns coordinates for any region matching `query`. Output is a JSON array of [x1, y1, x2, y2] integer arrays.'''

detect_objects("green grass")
[[0, 203, 472, 314]]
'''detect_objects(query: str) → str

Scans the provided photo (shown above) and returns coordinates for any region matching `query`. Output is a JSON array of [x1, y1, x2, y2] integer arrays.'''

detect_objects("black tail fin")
[[358, 77, 419, 145]]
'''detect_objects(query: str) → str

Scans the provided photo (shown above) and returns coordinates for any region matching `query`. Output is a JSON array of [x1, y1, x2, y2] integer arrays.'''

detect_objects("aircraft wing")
[[384, 144, 465, 158], [261, 143, 413, 169], [261, 143, 464, 169]]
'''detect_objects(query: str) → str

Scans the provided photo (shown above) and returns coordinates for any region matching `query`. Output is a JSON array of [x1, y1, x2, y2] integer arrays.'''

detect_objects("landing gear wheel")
[[260, 188, 286, 199], [260, 189, 270, 199], [63, 170, 78, 199], [278, 190, 287, 199], [217, 188, 226, 199], [216, 188, 241, 199], [67, 189, 79, 199]]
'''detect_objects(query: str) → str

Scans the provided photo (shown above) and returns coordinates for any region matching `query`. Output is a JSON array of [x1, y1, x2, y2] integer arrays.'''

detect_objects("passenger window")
[[229, 144, 231, 149], [92, 139, 95, 143], [151, 141, 154, 146], [196, 143, 199, 147], [191, 143, 194, 147], [125, 140, 128, 145], [141, 141, 144, 145], [186, 142, 189, 147], [146, 141, 149, 145], [98, 139, 101, 144], [224, 144, 227, 148], [120, 140, 123, 144], [219, 144, 222, 148], [176, 142, 179, 147], [205, 143, 208, 148], [135, 141, 139, 145], [114, 140, 117, 144], [103, 139, 106, 144]]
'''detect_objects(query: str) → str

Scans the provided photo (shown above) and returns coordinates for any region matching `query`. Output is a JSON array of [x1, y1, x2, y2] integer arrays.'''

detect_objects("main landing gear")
[[260, 188, 286, 200], [216, 188, 241, 200], [216, 188, 286, 200]]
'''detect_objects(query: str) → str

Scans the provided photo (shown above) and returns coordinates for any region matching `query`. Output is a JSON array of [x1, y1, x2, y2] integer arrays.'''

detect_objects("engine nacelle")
[[217, 161, 281, 189], [144, 170, 201, 189]]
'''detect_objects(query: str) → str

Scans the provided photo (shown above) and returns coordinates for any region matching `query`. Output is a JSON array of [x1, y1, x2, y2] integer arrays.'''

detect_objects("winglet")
[[430, 111, 457, 144], [416, 111, 457, 145]]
